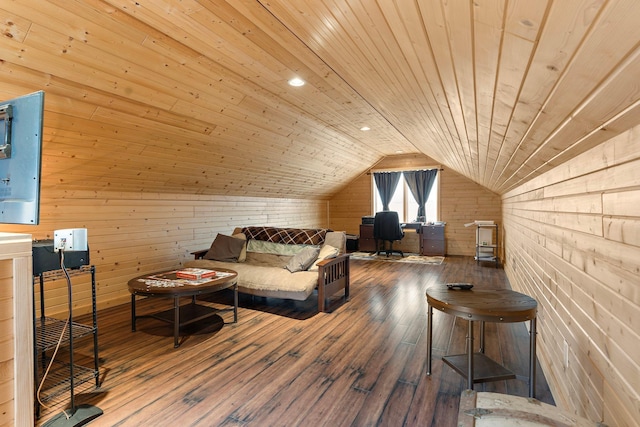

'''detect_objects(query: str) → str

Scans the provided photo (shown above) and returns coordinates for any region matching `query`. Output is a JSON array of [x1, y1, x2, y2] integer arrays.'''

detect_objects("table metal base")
[[132, 288, 238, 348]]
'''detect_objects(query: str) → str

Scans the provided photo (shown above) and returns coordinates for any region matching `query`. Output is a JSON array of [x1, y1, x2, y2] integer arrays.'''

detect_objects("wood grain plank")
[[32, 256, 553, 426], [503, 126, 640, 423]]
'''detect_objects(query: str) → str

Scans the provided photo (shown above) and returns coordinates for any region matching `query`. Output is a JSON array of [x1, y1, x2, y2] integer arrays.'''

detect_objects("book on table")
[[176, 268, 217, 280]]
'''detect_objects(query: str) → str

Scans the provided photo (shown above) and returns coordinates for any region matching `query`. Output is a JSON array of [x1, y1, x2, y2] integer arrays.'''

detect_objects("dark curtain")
[[403, 169, 438, 218], [373, 171, 402, 211]]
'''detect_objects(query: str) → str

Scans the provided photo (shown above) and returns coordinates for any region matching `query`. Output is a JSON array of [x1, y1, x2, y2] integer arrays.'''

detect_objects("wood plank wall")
[[0, 234, 34, 427], [502, 125, 640, 426], [0, 259, 14, 426], [0, 191, 327, 319], [329, 154, 502, 256]]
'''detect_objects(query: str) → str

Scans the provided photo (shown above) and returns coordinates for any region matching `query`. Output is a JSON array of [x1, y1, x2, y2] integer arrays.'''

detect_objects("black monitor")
[[0, 91, 44, 225]]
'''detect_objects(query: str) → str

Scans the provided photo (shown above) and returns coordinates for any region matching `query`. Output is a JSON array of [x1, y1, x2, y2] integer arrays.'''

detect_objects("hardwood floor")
[[35, 256, 554, 426]]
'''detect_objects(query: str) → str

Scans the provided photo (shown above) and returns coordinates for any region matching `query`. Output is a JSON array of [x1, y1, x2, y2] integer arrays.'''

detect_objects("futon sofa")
[[185, 226, 350, 312]]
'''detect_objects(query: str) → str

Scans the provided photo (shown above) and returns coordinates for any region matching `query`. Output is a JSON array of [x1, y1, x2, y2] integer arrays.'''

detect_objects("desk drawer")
[[359, 237, 377, 252], [421, 240, 445, 256], [421, 225, 445, 256], [359, 224, 374, 239], [359, 225, 376, 251], [421, 225, 444, 240]]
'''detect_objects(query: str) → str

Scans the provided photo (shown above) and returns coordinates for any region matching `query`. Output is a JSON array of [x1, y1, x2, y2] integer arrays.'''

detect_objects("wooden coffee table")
[[128, 268, 238, 348]]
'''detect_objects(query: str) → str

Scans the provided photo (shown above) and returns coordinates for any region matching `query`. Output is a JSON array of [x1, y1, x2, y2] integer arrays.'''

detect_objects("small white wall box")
[[54, 228, 88, 252]]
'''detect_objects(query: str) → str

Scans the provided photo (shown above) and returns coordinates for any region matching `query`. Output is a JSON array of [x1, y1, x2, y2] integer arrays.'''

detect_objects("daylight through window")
[[372, 169, 439, 222]]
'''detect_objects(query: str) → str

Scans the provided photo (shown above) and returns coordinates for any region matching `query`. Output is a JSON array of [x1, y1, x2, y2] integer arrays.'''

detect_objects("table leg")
[[529, 317, 537, 398], [131, 294, 136, 332], [426, 305, 433, 375], [233, 283, 238, 323], [467, 320, 474, 390], [479, 320, 485, 353], [174, 296, 180, 348]]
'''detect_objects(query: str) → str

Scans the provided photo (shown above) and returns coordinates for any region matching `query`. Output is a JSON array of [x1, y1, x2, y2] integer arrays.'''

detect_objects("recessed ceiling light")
[[360, 126, 370, 131], [288, 78, 305, 87]]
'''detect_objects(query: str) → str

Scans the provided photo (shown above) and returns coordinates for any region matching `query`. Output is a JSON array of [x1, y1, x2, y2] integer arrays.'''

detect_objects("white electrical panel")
[[53, 228, 88, 252]]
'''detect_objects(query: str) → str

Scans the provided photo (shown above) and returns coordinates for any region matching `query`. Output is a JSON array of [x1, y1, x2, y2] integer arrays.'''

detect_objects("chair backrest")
[[373, 211, 404, 241]]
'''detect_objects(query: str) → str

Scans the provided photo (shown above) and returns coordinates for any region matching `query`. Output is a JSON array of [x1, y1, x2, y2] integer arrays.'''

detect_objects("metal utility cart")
[[474, 222, 499, 267], [33, 264, 100, 419]]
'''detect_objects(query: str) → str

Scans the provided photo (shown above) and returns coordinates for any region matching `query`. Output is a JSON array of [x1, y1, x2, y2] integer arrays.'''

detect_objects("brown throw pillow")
[[204, 234, 246, 262]]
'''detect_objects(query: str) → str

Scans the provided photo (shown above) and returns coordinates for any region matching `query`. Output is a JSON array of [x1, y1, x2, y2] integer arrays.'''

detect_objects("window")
[[372, 170, 439, 222]]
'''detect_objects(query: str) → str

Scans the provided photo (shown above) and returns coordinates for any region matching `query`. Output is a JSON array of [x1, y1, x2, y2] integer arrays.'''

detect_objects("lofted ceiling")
[[1, 0, 640, 198]]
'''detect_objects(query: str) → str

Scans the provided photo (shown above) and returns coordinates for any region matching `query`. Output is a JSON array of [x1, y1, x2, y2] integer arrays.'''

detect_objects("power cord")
[[36, 249, 74, 420], [39, 233, 103, 426], [36, 319, 69, 416]]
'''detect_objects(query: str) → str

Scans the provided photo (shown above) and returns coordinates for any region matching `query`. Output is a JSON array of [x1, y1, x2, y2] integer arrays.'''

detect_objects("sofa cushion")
[[232, 232, 247, 262], [309, 244, 340, 271], [184, 259, 318, 301], [325, 231, 347, 253], [246, 239, 312, 256], [284, 246, 320, 273], [242, 226, 329, 245], [204, 233, 246, 262], [244, 251, 291, 268]]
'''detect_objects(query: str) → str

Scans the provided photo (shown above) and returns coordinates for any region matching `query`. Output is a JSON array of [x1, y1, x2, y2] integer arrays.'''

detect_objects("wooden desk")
[[358, 223, 427, 253], [425, 286, 538, 397]]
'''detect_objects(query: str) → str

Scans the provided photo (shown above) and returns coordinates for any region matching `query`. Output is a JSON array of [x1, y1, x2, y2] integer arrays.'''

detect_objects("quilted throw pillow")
[[241, 226, 330, 246]]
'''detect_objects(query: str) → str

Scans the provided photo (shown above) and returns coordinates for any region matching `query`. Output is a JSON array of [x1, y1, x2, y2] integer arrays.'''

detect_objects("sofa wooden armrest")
[[316, 253, 350, 312], [191, 249, 208, 259]]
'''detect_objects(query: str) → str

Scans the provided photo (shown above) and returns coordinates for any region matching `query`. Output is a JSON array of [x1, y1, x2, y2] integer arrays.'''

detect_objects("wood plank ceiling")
[[1, 0, 639, 198]]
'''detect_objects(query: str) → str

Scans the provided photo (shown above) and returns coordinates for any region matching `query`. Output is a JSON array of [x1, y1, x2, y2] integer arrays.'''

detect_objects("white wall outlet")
[[54, 228, 88, 252]]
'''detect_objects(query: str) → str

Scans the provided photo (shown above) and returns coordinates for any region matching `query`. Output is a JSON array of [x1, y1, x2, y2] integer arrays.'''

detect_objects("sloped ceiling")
[[1, 0, 639, 198]]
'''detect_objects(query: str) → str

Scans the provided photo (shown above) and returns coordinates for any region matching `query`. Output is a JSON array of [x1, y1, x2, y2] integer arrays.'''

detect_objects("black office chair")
[[373, 211, 405, 257]]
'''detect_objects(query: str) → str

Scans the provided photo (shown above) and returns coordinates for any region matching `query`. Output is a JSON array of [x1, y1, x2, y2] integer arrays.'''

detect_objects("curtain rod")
[[366, 167, 443, 175]]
